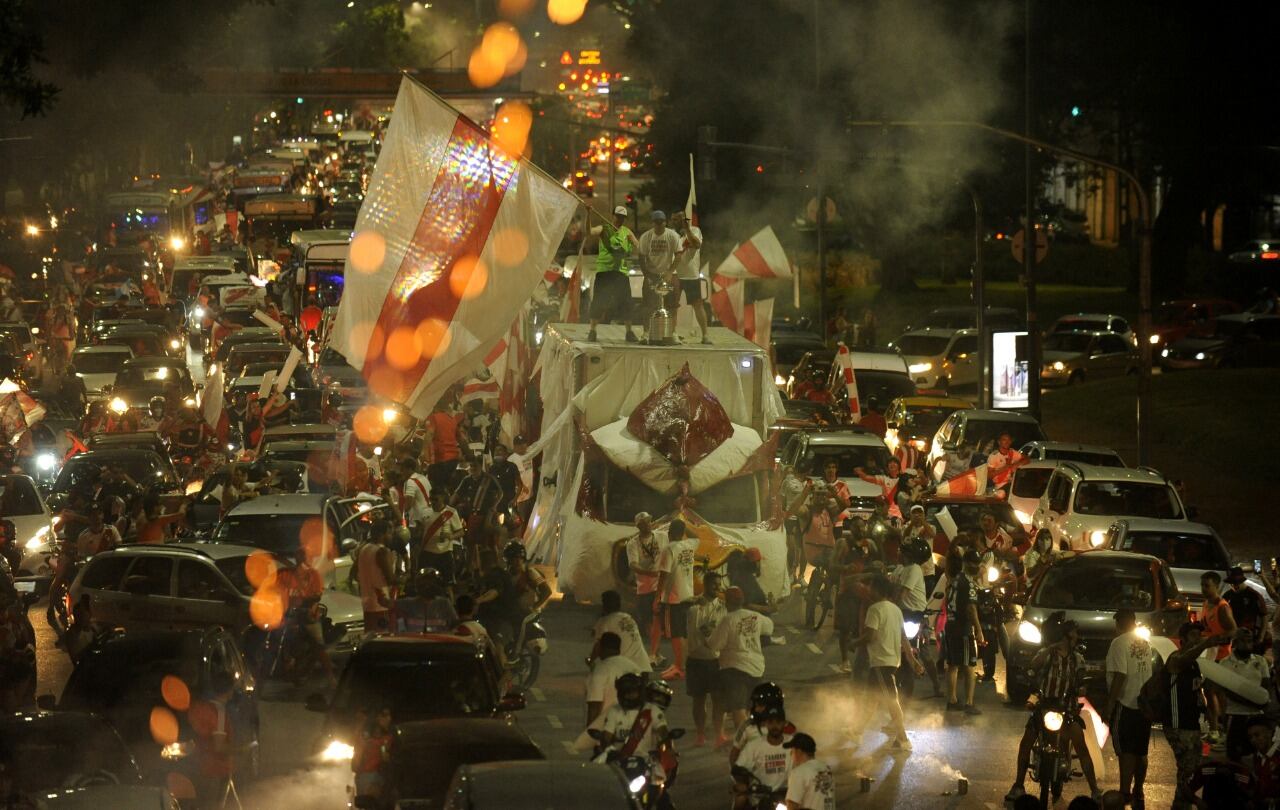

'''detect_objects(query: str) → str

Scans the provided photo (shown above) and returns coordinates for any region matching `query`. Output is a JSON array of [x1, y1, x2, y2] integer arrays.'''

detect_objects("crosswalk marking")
[[806, 642, 823, 655], [547, 714, 563, 728], [561, 741, 578, 755], [529, 687, 546, 702]]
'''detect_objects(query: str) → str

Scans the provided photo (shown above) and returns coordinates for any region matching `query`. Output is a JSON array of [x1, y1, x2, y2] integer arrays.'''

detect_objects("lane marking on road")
[[529, 687, 546, 702], [806, 642, 823, 655], [547, 714, 563, 728], [561, 741, 578, 755]]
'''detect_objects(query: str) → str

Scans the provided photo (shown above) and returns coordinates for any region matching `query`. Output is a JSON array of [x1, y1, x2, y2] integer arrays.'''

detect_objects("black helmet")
[[901, 536, 931, 566], [749, 681, 785, 719], [645, 679, 673, 709], [502, 540, 526, 562], [88, 400, 105, 417], [149, 396, 166, 418], [759, 704, 786, 721], [327, 391, 342, 406], [615, 673, 645, 710]]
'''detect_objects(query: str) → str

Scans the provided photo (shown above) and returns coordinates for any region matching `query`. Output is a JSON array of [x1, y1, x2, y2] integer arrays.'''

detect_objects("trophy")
[[645, 273, 677, 345]]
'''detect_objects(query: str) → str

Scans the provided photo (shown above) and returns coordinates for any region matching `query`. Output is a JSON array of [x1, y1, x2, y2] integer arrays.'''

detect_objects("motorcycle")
[[590, 726, 684, 810], [900, 607, 941, 699], [1027, 694, 1078, 807], [730, 764, 787, 810], [505, 608, 547, 690]]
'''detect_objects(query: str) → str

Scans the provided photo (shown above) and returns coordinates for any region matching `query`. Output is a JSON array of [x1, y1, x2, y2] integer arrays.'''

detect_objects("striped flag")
[[460, 377, 500, 405], [330, 77, 579, 417], [834, 342, 862, 422], [933, 464, 989, 497], [708, 226, 791, 350]]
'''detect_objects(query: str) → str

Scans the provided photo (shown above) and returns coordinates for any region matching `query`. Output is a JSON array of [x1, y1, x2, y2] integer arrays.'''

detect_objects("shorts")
[[943, 628, 978, 667], [868, 666, 899, 698], [719, 667, 758, 710], [635, 591, 657, 629], [591, 271, 633, 321], [1112, 704, 1152, 756], [686, 657, 720, 698], [663, 601, 691, 639], [679, 278, 704, 302]]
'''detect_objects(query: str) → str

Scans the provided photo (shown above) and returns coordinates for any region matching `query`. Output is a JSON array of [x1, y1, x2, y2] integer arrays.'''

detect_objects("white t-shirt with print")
[[786, 758, 836, 810], [687, 597, 727, 661], [710, 608, 773, 677], [736, 733, 793, 790], [594, 611, 653, 673], [1105, 630, 1155, 710], [637, 227, 683, 277], [627, 530, 667, 596], [864, 599, 906, 669], [585, 654, 640, 713], [658, 537, 699, 604], [674, 226, 703, 280], [593, 703, 668, 758]]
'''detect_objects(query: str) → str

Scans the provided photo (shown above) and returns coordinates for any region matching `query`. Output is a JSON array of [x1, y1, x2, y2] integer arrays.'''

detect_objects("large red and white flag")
[[708, 226, 790, 350], [482, 304, 535, 444], [330, 78, 578, 417], [834, 342, 862, 422], [933, 464, 989, 497]]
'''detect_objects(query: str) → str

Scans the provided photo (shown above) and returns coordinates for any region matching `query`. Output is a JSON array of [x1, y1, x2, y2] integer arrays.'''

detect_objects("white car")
[[1020, 441, 1125, 468], [1032, 463, 1188, 551], [890, 327, 979, 393], [925, 408, 1047, 477], [2, 474, 56, 575], [779, 429, 898, 519], [70, 344, 135, 398], [1047, 312, 1136, 347], [1006, 460, 1059, 532]]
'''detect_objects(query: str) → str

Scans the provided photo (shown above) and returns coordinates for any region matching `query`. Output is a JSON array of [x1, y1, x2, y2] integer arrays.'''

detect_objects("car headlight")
[[904, 620, 921, 640], [1194, 352, 1205, 361], [160, 741, 191, 760], [25, 526, 49, 550], [911, 439, 927, 451], [1160, 348, 1170, 358], [170, 339, 181, 349], [1051, 361, 1066, 371], [193, 306, 206, 319], [321, 739, 354, 762], [109, 397, 128, 414], [1134, 624, 1151, 641], [774, 374, 786, 386], [908, 361, 933, 375], [169, 235, 186, 251], [1018, 620, 1042, 644], [1089, 530, 1106, 548], [36, 452, 56, 471], [628, 774, 646, 794], [1042, 711, 1064, 732], [1013, 508, 1032, 525], [30, 327, 38, 335], [1148, 334, 1160, 345], [382, 407, 397, 423]]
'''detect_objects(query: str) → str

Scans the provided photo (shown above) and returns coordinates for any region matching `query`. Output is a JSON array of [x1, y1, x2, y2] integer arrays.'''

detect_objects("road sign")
[[1011, 228, 1049, 265]]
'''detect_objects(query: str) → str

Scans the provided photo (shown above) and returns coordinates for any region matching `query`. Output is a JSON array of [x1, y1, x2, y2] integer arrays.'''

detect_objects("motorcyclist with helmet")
[[893, 534, 939, 698], [592, 674, 674, 793], [79, 400, 110, 438], [731, 703, 793, 809], [137, 396, 167, 433], [729, 682, 794, 764], [499, 541, 550, 642]]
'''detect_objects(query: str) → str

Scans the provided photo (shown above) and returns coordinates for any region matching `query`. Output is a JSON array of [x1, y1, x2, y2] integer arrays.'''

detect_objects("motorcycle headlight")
[[193, 306, 206, 319], [774, 374, 786, 386], [904, 620, 921, 640], [1089, 530, 1106, 548], [25, 526, 49, 550], [320, 739, 354, 762], [1042, 711, 1064, 732], [986, 565, 1000, 584], [1160, 348, 1170, 358], [160, 741, 190, 760], [169, 235, 186, 251], [382, 407, 397, 423], [1148, 334, 1160, 345], [36, 452, 56, 471], [1018, 620, 1042, 645], [109, 397, 128, 414], [908, 361, 933, 375], [628, 775, 646, 794], [170, 339, 181, 349]]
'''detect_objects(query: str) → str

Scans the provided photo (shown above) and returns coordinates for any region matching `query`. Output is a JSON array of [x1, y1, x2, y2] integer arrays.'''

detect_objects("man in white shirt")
[[1220, 628, 1272, 760], [654, 519, 698, 680], [591, 672, 669, 766], [627, 512, 666, 666], [852, 574, 922, 751], [711, 586, 775, 731], [593, 590, 652, 673], [783, 733, 836, 810], [686, 571, 728, 746], [732, 706, 792, 806], [985, 431, 1024, 492], [586, 632, 641, 725], [669, 210, 707, 344], [419, 490, 463, 582], [507, 434, 536, 526], [636, 210, 684, 338], [1104, 608, 1156, 805]]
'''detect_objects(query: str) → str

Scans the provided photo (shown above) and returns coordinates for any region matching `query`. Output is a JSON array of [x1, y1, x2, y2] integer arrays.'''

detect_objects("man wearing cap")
[[711, 586, 775, 732], [783, 733, 835, 810], [669, 210, 708, 344], [588, 205, 639, 342], [636, 209, 684, 339], [1223, 566, 1267, 644]]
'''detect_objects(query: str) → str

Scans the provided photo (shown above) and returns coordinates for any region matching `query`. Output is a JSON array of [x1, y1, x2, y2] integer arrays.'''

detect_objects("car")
[[1226, 238, 1280, 264], [779, 429, 896, 519], [0, 321, 45, 382], [210, 493, 394, 588], [97, 325, 168, 358], [771, 330, 828, 385], [71, 345, 135, 397], [890, 327, 979, 393], [907, 306, 1023, 332], [86, 432, 171, 458], [563, 169, 595, 196], [69, 542, 363, 646], [379, 719, 544, 808], [0, 711, 174, 809], [883, 395, 970, 458], [1007, 460, 1059, 531], [783, 348, 917, 415], [48, 449, 182, 509], [169, 256, 239, 304], [107, 356, 196, 414], [1048, 312, 1136, 346], [767, 400, 840, 460], [224, 342, 293, 379], [1031, 462, 1188, 551], [309, 635, 526, 766], [1159, 313, 1280, 370], [1020, 441, 1125, 468], [211, 327, 282, 366], [443, 761, 637, 810], [1150, 298, 1241, 351], [920, 495, 1029, 556], [259, 439, 336, 468], [186, 460, 312, 529], [314, 347, 367, 395], [1005, 550, 1189, 702], [53, 627, 261, 782], [1101, 518, 1271, 618], [2, 473, 55, 575], [259, 423, 339, 450], [925, 408, 1047, 476], [1039, 330, 1138, 386]]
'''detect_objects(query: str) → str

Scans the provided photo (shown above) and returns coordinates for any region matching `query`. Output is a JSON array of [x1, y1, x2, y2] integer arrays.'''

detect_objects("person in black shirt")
[[1223, 566, 1268, 649], [488, 444, 521, 514], [474, 549, 520, 644], [944, 548, 985, 714], [1162, 621, 1232, 810]]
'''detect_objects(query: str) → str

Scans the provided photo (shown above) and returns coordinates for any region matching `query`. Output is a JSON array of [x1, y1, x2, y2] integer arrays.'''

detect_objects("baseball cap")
[[909, 504, 925, 514], [783, 733, 817, 755], [1226, 565, 1247, 584], [613, 205, 629, 217], [650, 210, 666, 221]]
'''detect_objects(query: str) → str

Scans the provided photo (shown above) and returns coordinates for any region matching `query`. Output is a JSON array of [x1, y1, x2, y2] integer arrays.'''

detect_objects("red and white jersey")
[[986, 449, 1024, 485]]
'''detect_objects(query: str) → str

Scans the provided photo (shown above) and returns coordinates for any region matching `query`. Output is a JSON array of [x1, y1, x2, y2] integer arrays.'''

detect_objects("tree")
[[326, 1, 420, 69]]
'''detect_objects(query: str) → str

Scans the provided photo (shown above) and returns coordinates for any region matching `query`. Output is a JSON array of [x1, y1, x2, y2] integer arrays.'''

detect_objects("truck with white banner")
[[524, 323, 789, 603]]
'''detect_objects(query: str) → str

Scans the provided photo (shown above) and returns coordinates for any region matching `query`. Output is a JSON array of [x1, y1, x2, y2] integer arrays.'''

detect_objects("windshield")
[[798, 442, 894, 477], [1011, 467, 1054, 499], [101, 332, 163, 356], [901, 405, 956, 436], [1053, 319, 1108, 333], [334, 657, 498, 718], [392, 740, 541, 799], [928, 502, 1025, 542], [227, 348, 290, 375], [1074, 481, 1183, 519], [0, 325, 31, 344], [1033, 557, 1156, 611], [53, 454, 176, 494], [213, 514, 323, 559], [920, 311, 973, 329], [1156, 304, 1188, 325], [75, 352, 131, 373], [1043, 333, 1094, 353], [109, 209, 169, 234], [843, 371, 916, 410], [774, 341, 825, 365], [115, 364, 190, 387], [1119, 531, 1229, 570], [0, 475, 43, 516], [895, 335, 951, 356], [0, 718, 139, 792], [959, 420, 1045, 452], [61, 639, 199, 712]]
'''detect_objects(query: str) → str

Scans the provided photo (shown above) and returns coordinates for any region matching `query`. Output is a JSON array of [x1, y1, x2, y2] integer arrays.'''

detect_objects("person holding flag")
[[588, 205, 640, 343], [670, 210, 707, 344]]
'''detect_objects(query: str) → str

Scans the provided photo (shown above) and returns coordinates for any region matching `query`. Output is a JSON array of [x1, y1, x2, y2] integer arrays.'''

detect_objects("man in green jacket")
[[588, 205, 640, 342]]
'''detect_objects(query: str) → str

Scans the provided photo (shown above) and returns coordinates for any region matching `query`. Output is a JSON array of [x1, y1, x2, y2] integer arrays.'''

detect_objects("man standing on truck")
[[587, 205, 639, 343], [636, 210, 684, 338]]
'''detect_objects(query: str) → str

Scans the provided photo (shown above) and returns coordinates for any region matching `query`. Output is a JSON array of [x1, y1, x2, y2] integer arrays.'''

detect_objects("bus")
[[243, 194, 322, 257], [103, 187, 212, 251], [290, 229, 351, 311]]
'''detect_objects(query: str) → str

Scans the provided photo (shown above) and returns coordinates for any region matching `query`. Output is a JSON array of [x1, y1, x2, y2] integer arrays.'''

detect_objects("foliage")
[[326, 1, 419, 69], [0, 0, 57, 116]]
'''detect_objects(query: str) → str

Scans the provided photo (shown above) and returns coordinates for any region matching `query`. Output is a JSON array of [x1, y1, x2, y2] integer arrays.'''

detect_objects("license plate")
[[14, 581, 36, 593]]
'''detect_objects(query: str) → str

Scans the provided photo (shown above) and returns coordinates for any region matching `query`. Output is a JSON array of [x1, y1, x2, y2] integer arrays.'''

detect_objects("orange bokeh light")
[[492, 228, 530, 267], [167, 772, 197, 800], [492, 101, 533, 157], [468, 46, 504, 89], [349, 231, 386, 274], [150, 706, 179, 746], [504, 40, 528, 77], [250, 586, 286, 629], [415, 318, 452, 360], [482, 22, 521, 65], [547, 0, 588, 25], [366, 367, 404, 400], [299, 516, 327, 561], [449, 256, 489, 300], [498, 0, 535, 18], [353, 404, 390, 444], [385, 326, 423, 370], [161, 675, 191, 712], [244, 551, 278, 589]]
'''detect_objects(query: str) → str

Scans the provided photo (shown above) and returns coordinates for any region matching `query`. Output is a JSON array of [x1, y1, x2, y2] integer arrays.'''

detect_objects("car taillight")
[[1262, 251, 1279, 260]]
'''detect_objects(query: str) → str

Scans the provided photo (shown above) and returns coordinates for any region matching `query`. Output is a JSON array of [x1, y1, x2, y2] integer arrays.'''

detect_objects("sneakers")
[[1004, 784, 1026, 801], [890, 735, 912, 752], [840, 661, 853, 674]]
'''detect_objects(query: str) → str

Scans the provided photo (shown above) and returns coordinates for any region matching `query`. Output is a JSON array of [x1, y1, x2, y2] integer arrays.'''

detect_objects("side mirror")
[[304, 693, 328, 712], [499, 691, 526, 711], [36, 694, 56, 711]]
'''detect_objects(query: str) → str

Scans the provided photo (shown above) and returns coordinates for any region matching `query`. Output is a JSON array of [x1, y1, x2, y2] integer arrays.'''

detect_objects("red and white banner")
[[933, 464, 989, 497], [834, 342, 861, 422], [481, 302, 535, 444], [460, 377, 500, 404], [330, 77, 578, 417], [708, 226, 790, 350]]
